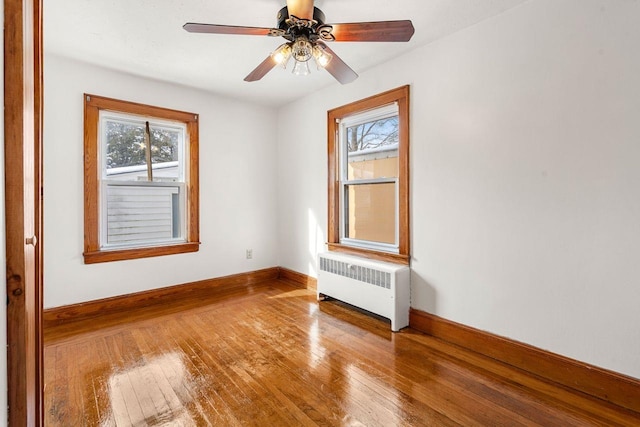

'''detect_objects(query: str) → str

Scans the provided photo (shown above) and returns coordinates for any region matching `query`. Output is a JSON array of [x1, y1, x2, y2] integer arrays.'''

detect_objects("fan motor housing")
[[276, 6, 326, 29]]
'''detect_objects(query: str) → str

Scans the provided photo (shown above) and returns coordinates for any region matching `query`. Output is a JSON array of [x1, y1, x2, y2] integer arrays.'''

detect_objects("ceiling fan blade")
[[317, 42, 358, 85], [183, 23, 272, 36], [286, 0, 314, 20], [244, 56, 278, 82], [328, 20, 415, 42]]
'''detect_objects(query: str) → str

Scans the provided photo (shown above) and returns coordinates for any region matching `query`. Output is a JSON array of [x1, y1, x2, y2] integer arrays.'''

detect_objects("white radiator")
[[317, 252, 410, 331]]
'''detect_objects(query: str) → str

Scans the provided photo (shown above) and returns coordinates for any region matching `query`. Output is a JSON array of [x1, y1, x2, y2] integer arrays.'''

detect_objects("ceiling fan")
[[183, 0, 414, 84]]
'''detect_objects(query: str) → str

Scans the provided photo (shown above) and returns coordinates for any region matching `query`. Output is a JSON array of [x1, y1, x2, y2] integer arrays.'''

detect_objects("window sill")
[[83, 242, 200, 264], [327, 243, 410, 266]]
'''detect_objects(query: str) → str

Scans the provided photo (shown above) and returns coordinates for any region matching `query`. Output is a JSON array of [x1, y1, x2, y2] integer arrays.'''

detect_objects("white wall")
[[277, 0, 640, 379], [44, 54, 280, 308]]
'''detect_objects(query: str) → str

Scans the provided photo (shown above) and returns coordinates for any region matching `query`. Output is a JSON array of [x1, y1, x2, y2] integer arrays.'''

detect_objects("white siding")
[[105, 185, 178, 245]]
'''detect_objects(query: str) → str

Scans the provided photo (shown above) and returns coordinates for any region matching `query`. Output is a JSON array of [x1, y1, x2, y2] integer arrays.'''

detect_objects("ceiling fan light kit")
[[271, 37, 334, 75], [292, 58, 311, 76], [183, 0, 415, 84], [272, 44, 292, 68], [313, 45, 332, 69]]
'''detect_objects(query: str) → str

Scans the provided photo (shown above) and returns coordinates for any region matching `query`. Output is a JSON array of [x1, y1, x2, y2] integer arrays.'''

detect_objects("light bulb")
[[292, 36, 313, 62], [313, 45, 333, 69], [292, 60, 311, 76], [271, 43, 292, 69]]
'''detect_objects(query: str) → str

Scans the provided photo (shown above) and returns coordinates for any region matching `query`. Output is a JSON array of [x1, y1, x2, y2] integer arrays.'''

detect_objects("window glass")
[[346, 116, 399, 180], [345, 183, 396, 245], [103, 116, 183, 181], [99, 113, 187, 250], [339, 104, 399, 252]]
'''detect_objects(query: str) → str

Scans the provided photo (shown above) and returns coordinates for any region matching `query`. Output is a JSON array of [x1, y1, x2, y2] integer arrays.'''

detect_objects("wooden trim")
[[186, 120, 200, 243], [327, 243, 410, 265], [43, 267, 280, 328], [84, 94, 198, 123], [83, 94, 200, 263], [44, 267, 323, 329], [327, 85, 410, 261], [83, 242, 200, 264], [5, 0, 43, 424], [33, 0, 44, 421], [409, 308, 640, 414], [327, 109, 339, 245], [83, 97, 100, 252], [278, 267, 317, 290], [328, 86, 410, 118], [397, 89, 410, 256]]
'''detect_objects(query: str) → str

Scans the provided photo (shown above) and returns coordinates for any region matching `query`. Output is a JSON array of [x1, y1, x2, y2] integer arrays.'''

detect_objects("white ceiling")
[[45, 0, 529, 107]]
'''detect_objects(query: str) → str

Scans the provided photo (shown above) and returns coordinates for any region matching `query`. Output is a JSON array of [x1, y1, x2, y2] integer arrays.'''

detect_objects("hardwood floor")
[[44, 279, 640, 426]]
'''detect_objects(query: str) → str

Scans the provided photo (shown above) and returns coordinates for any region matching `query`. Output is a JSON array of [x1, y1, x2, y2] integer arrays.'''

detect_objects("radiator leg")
[[317, 293, 329, 301]]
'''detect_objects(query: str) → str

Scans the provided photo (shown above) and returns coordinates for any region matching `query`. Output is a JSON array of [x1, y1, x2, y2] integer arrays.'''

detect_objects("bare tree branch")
[[347, 116, 399, 152]]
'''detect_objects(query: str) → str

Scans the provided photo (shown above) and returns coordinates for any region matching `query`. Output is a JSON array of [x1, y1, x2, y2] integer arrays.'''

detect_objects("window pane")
[[346, 116, 399, 180], [105, 120, 146, 170], [105, 119, 182, 182], [106, 184, 182, 246], [345, 183, 396, 245], [150, 127, 181, 181]]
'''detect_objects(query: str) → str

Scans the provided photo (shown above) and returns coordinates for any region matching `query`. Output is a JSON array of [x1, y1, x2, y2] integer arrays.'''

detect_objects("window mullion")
[[342, 177, 396, 186]]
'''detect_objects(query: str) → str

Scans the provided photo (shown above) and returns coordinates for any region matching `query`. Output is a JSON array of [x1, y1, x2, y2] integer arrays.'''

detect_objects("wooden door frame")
[[4, 0, 44, 424]]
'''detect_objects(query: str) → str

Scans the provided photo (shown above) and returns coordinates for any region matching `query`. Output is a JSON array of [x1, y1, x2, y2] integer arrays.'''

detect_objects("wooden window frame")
[[327, 85, 410, 265], [83, 94, 200, 264]]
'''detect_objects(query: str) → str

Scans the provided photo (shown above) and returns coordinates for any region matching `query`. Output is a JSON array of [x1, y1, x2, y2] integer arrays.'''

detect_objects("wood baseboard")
[[278, 267, 317, 290], [43, 266, 639, 414], [43, 267, 280, 328], [409, 308, 640, 414]]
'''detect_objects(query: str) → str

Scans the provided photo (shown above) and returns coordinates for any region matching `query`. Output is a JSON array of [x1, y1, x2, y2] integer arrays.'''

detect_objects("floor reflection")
[[107, 352, 195, 426], [267, 288, 313, 299], [307, 307, 327, 369]]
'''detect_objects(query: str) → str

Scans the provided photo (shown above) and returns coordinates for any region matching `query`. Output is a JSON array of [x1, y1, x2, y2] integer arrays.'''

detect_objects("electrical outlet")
[[246, 249, 253, 259]]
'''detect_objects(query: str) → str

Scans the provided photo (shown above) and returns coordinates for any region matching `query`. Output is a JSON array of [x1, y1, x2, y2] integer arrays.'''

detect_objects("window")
[[83, 94, 199, 263], [328, 86, 410, 264]]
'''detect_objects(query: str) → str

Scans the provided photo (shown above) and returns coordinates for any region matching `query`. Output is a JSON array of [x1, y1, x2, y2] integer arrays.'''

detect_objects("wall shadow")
[[410, 269, 438, 315]]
